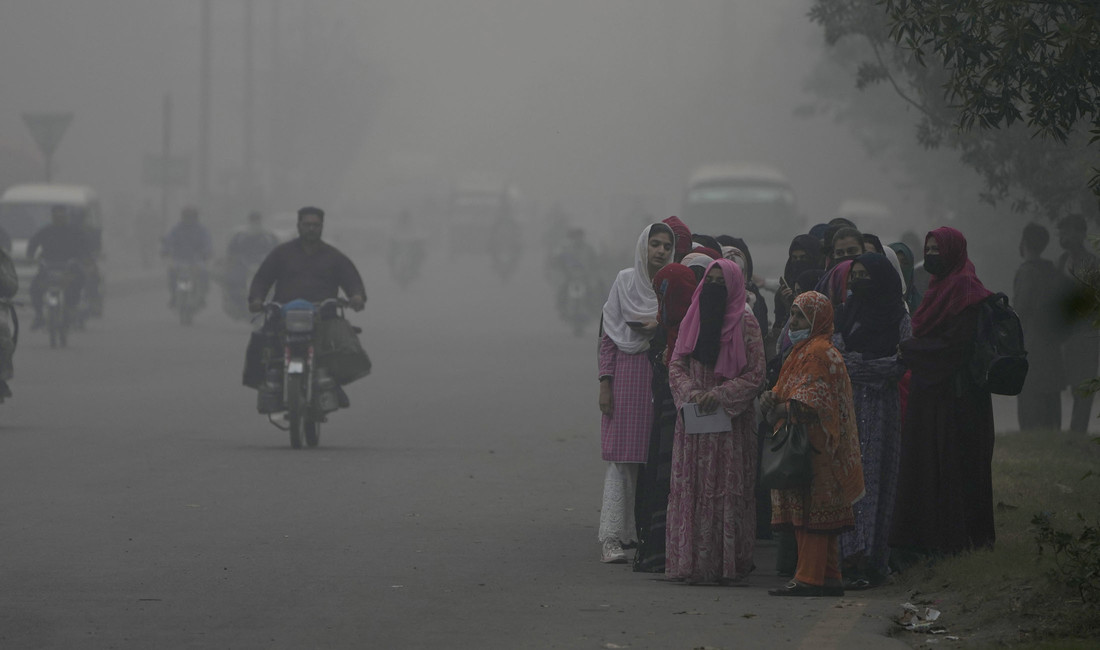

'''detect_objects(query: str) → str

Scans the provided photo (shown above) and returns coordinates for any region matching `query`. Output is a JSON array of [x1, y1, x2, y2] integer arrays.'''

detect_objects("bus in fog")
[[682, 163, 801, 245]]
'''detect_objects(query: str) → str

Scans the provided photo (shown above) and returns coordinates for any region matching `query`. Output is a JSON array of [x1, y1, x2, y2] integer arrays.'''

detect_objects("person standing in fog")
[[1014, 223, 1067, 431], [663, 216, 693, 264], [598, 222, 674, 563], [1056, 214, 1099, 433], [633, 263, 698, 573], [762, 291, 864, 597], [888, 242, 923, 313], [664, 259, 765, 584], [891, 227, 996, 557], [834, 253, 910, 589], [774, 235, 826, 345]]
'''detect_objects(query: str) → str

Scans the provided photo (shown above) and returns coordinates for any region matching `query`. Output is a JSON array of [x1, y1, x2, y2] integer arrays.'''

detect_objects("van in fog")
[[682, 164, 801, 244], [0, 184, 102, 297]]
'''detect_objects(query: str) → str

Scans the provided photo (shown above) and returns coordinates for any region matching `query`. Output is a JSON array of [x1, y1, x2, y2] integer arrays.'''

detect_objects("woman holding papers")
[[761, 292, 864, 597], [597, 222, 675, 563], [665, 258, 766, 584]]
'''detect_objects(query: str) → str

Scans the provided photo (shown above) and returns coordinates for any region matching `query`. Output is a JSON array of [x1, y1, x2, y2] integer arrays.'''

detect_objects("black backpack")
[[970, 293, 1029, 395]]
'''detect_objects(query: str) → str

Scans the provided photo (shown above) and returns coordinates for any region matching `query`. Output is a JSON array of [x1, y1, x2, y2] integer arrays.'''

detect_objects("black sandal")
[[768, 580, 823, 597]]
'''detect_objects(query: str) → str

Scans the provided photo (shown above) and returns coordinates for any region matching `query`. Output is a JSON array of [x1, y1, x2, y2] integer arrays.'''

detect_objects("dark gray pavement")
[[0, 250, 912, 649]]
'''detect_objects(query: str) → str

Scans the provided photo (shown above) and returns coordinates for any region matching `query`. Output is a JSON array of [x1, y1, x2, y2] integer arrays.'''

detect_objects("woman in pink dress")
[[665, 258, 766, 583], [598, 222, 675, 563]]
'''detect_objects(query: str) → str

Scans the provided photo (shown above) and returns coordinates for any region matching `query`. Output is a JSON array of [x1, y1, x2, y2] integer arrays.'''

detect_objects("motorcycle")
[[255, 298, 351, 449], [39, 260, 79, 349], [556, 263, 598, 337], [173, 263, 206, 325]]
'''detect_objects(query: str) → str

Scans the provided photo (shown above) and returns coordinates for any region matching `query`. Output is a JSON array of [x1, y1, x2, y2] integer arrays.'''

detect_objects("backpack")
[[970, 293, 1029, 395]]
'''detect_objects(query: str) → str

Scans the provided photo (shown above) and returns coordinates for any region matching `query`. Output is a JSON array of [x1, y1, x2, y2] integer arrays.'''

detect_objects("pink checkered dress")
[[599, 334, 654, 463]]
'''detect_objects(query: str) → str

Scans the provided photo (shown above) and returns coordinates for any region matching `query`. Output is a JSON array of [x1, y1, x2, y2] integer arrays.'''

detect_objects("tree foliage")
[[808, 0, 1100, 219]]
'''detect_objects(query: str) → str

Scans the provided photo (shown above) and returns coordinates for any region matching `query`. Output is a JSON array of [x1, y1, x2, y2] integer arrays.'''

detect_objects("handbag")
[[760, 402, 814, 490]]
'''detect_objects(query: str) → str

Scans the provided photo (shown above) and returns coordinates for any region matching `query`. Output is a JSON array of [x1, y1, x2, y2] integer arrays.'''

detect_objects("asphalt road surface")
[[0, 247, 939, 649]]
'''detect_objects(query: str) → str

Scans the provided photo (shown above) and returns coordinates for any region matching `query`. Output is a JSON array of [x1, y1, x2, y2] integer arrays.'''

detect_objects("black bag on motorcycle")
[[314, 318, 372, 385]]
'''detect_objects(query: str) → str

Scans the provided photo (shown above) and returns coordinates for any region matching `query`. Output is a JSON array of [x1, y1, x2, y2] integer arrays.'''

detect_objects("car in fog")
[[0, 184, 102, 303]]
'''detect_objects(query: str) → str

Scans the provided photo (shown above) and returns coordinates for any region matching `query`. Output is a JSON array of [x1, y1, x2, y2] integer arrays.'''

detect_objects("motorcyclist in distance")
[[162, 206, 213, 307], [248, 206, 365, 313], [225, 211, 278, 304], [27, 205, 93, 330]]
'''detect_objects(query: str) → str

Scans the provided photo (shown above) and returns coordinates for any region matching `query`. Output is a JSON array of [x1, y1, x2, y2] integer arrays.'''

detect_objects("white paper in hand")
[[683, 403, 731, 434]]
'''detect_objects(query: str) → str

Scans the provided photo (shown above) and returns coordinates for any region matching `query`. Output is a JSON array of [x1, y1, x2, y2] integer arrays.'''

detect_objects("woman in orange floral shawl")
[[762, 291, 864, 597]]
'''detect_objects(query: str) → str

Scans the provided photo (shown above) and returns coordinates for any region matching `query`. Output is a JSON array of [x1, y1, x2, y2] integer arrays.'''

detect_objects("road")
[[0, 247, 922, 649]]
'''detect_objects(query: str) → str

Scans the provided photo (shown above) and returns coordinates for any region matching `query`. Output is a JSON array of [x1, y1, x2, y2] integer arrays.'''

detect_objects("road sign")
[[142, 153, 191, 188], [21, 112, 73, 158]]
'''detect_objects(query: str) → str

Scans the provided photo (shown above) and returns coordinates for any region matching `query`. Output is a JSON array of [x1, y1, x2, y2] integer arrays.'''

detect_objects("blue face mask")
[[789, 328, 811, 344]]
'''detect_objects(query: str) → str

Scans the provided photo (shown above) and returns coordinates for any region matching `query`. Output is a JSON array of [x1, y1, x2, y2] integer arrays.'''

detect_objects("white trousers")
[[598, 462, 639, 544]]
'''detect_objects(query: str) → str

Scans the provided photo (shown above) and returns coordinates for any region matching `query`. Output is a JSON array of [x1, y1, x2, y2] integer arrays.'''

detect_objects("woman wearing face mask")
[[762, 292, 865, 597], [833, 253, 910, 589], [633, 263, 698, 573], [891, 227, 995, 559], [598, 223, 675, 563], [665, 259, 766, 584]]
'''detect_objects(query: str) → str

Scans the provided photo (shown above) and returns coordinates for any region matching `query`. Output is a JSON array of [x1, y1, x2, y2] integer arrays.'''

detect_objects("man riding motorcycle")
[[243, 206, 367, 387], [27, 205, 93, 330], [162, 206, 213, 308], [224, 211, 279, 314]]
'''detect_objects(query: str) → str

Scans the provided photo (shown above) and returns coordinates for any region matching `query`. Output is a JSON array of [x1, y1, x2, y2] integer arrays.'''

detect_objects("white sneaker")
[[601, 539, 626, 564]]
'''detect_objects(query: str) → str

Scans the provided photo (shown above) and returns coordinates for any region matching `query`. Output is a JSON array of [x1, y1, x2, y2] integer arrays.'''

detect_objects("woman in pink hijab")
[[665, 258, 766, 584]]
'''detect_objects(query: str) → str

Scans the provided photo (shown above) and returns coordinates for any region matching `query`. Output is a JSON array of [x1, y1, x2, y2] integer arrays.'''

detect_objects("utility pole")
[[244, 0, 256, 200], [161, 93, 173, 227], [199, 0, 212, 210], [268, 0, 282, 201]]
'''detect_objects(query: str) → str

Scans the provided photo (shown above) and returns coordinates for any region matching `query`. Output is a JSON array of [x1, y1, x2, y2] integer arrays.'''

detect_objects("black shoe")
[[768, 580, 824, 597]]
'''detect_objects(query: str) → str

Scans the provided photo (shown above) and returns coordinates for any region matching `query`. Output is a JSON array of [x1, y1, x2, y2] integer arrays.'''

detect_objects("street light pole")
[[199, 0, 212, 210]]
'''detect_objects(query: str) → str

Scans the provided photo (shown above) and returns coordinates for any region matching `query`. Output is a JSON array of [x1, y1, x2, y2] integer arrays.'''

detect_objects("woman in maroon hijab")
[[891, 227, 996, 558]]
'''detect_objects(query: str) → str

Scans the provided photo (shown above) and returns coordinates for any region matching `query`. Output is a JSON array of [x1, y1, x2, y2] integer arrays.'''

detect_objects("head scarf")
[[815, 260, 853, 307], [785, 234, 826, 287], [672, 258, 750, 380], [691, 234, 723, 255], [888, 242, 915, 288], [682, 252, 714, 269], [808, 223, 830, 243], [774, 291, 864, 503], [795, 269, 825, 294], [881, 245, 908, 294], [663, 216, 692, 257], [601, 223, 671, 353], [862, 233, 885, 255], [836, 253, 907, 359], [910, 226, 992, 337], [721, 246, 747, 273], [727, 237, 755, 280], [693, 246, 722, 260], [653, 263, 697, 362]]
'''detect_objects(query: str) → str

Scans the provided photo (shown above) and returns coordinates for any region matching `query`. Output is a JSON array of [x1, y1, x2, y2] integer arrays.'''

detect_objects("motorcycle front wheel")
[[305, 419, 320, 448], [286, 374, 304, 449]]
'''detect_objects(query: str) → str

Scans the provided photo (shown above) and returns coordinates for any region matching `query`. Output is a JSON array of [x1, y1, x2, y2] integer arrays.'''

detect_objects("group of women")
[[596, 216, 997, 597]]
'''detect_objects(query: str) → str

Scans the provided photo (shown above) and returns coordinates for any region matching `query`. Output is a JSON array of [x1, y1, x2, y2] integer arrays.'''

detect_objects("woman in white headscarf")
[[598, 222, 675, 563]]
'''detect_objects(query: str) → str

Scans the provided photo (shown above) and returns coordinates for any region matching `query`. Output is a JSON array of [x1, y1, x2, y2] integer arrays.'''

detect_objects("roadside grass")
[[885, 429, 1100, 648]]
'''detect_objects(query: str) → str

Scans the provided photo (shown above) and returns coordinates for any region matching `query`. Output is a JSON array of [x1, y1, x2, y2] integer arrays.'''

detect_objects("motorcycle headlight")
[[284, 309, 314, 333]]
